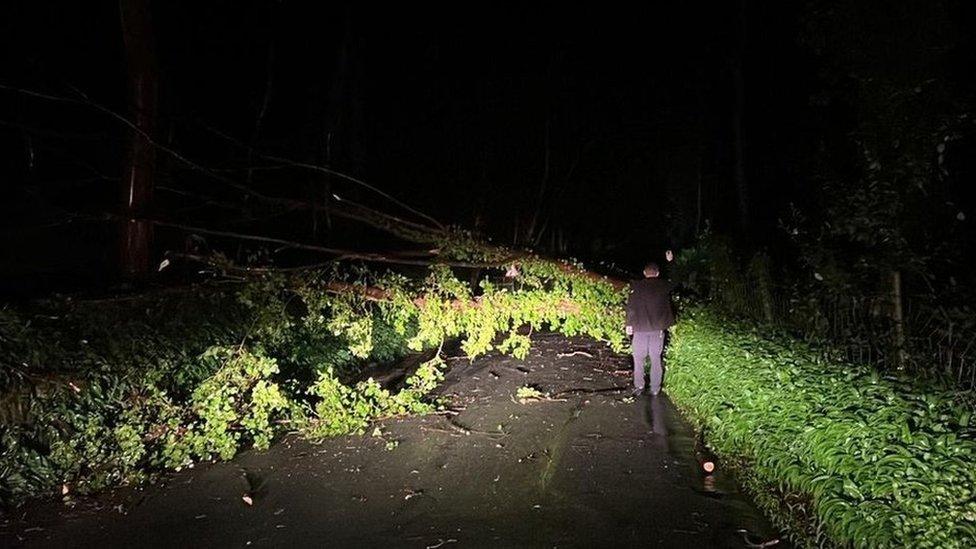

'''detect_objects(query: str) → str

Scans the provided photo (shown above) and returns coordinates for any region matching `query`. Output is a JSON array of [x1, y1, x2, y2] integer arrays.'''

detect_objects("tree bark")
[[526, 115, 551, 244], [890, 270, 907, 369], [731, 0, 749, 236], [247, 38, 275, 187], [118, 0, 158, 281]]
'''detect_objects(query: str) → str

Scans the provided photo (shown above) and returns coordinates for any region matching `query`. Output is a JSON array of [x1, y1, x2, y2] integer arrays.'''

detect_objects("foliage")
[[303, 355, 446, 438], [671, 232, 739, 302], [666, 307, 976, 548], [515, 385, 547, 402], [180, 347, 293, 461], [783, 0, 976, 343], [433, 227, 512, 263], [374, 259, 627, 359], [0, 252, 627, 507]]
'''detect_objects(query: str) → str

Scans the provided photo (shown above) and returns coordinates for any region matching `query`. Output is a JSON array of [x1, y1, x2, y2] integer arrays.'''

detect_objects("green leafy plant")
[[179, 346, 292, 462], [515, 385, 547, 402], [666, 307, 976, 548], [0, 250, 629, 508]]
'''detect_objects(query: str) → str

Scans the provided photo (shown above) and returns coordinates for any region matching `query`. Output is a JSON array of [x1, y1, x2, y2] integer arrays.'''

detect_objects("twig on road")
[[552, 386, 629, 397], [556, 351, 594, 358]]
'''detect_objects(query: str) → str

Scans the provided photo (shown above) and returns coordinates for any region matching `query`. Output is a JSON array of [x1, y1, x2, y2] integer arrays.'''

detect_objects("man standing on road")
[[625, 261, 674, 396]]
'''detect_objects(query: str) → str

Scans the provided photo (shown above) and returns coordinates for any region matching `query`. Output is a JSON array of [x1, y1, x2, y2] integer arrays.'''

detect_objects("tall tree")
[[793, 0, 965, 291], [786, 0, 973, 367], [118, 0, 158, 281], [730, 0, 750, 237]]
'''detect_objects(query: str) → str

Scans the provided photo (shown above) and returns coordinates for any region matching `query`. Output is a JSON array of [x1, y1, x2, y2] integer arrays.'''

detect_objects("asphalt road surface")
[[2, 333, 784, 548]]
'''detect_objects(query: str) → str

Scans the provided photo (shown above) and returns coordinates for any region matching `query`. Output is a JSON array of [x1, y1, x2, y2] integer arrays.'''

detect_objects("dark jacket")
[[626, 278, 674, 332]]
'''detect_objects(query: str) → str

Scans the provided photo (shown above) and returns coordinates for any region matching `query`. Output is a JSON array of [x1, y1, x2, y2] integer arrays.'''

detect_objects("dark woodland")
[[2, 2, 976, 547]]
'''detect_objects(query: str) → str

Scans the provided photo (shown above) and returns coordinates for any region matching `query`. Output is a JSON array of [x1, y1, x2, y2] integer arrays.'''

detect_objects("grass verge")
[[666, 307, 976, 548]]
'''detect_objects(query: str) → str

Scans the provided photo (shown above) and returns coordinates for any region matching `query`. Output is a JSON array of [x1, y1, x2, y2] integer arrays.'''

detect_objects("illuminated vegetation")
[[0, 257, 626, 506], [4, 245, 975, 548], [667, 308, 976, 548]]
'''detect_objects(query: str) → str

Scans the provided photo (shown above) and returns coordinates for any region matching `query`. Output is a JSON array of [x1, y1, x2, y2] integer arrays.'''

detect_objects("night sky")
[[2, 1, 975, 294]]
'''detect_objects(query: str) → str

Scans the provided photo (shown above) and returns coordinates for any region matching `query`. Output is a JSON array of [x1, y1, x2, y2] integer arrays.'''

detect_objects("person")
[[625, 261, 674, 396]]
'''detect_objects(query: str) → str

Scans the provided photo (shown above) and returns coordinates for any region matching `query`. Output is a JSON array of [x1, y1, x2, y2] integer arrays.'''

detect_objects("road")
[[2, 333, 783, 548]]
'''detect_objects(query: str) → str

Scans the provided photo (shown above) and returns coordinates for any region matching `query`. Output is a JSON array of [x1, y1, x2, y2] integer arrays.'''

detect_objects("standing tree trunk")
[[693, 63, 707, 238], [247, 38, 275, 187], [890, 270, 908, 369], [317, 8, 362, 238], [526, 114, 551, 245], [749, 252, 775, 324], [118, 0, 158, 281], [731, 0, 749, 237]]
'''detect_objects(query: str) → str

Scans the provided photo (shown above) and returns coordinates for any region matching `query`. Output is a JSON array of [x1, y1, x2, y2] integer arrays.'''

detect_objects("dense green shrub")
[[667, 308, 976, 548]]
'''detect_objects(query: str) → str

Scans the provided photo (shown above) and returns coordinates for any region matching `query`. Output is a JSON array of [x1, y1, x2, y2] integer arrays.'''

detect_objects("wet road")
[[2, 333, 783, 548]]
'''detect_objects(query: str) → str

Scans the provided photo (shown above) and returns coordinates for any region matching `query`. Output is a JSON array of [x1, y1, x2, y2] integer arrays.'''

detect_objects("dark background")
[[2, 1, 975, 297]]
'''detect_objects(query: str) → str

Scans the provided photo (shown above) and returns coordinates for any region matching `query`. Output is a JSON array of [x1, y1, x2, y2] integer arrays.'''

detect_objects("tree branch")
[[134, 217, 505, 268], [0, 82, 445, 232]]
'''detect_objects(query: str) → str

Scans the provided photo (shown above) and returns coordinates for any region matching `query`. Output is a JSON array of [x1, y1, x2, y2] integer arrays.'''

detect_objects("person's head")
[[643, 262, 660, 278]]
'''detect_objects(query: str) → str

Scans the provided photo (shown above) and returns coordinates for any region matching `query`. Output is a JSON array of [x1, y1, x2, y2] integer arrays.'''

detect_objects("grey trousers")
[[632, 330, 664, 394]]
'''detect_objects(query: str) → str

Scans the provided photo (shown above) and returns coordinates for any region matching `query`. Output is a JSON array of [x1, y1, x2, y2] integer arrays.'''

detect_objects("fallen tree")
[[0, 239, 629, 506], [0, 85, 638, 506]]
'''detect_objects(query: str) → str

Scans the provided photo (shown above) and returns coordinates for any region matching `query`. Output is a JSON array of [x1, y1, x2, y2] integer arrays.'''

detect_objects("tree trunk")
[[751, 253, 775, 324], [526, 115, 551, 244], [118, 0, 158, 281], [731, 1, 749, 236], [694, 65, 706, 237], [695, 152, 703, 236], [890, 270, 907, 369], [247, 38, 275, 187]]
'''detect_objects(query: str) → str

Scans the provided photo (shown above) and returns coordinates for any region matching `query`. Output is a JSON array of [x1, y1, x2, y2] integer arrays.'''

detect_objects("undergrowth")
[[666, 307, 976, 548], [4, 251, 975, 549]]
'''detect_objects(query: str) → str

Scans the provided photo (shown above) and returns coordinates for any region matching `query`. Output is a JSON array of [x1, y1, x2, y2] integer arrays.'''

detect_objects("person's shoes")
[[631, 387, 644, 398]]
